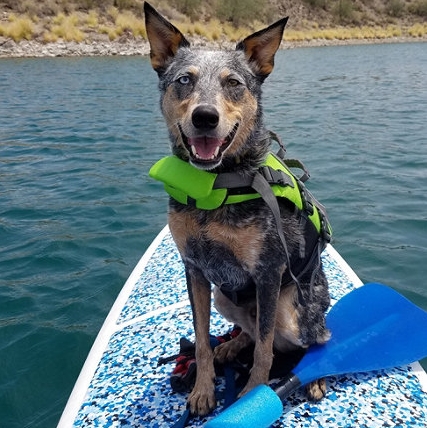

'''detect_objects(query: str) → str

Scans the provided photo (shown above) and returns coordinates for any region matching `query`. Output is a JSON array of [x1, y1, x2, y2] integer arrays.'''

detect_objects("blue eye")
[[178, 75, 191, 85]]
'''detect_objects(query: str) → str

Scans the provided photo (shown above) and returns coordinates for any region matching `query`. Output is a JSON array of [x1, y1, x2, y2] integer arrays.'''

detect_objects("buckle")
[[319, 211, 332, 242], [300, 188, 314, 216], [322, 219, 332, 242], [259, 166, 294, 187]]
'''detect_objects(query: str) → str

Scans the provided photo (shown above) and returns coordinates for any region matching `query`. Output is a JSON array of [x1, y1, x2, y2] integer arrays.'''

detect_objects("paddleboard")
[[57, 225, 427, 427]]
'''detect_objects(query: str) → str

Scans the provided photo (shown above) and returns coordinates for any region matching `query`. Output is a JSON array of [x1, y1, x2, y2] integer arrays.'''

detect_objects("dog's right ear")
[[144, 2, 190, 75]]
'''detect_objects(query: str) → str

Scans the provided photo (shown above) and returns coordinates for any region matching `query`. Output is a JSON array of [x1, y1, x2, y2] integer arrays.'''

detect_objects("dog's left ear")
[[144, 2, 190, 75], [236, 17, 288, 81]]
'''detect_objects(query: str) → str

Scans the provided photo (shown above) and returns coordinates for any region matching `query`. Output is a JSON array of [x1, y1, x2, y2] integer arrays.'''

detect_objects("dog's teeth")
[[190, 144, 220, 160]]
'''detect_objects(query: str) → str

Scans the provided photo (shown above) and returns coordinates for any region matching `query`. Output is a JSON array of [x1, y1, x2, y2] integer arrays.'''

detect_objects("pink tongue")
[[188, 136, 224, 159]]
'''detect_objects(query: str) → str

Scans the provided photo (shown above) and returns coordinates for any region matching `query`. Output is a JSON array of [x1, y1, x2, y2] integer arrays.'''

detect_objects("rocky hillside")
[[1, 0, 427, 27], [0, 0, 426, 50]]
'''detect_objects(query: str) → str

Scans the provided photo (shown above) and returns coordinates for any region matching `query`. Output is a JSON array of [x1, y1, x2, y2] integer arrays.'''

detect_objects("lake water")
[[1, 42, 426, 427]]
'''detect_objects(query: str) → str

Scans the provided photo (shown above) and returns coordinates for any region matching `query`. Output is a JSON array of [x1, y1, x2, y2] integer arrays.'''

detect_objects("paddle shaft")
[[274, 372, 302, 400]]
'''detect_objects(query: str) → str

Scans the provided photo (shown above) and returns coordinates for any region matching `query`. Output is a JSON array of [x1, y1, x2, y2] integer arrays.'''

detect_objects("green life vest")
[[149, 152, 331, 241]]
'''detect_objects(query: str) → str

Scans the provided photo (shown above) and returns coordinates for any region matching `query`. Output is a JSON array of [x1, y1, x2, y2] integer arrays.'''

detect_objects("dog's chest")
[[169, 209, 266, 287]]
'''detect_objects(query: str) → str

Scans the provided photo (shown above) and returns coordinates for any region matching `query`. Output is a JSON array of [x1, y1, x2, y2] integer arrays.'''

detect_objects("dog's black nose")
[[192, 105, 219, 130]]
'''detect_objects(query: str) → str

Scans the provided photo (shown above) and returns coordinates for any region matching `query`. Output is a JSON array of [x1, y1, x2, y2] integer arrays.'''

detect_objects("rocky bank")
[[0, 34, 425, 58]]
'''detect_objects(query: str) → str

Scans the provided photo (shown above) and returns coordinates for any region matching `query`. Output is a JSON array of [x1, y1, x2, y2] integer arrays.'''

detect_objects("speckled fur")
[[144, 2, 331, 416]]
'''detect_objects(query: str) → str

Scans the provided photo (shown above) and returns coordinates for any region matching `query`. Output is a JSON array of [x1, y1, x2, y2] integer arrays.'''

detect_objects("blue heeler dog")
[[144, 2, 331, 416]]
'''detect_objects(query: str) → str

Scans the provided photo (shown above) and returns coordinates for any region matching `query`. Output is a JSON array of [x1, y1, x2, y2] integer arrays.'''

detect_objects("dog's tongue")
[[188, 136, 224, 160]]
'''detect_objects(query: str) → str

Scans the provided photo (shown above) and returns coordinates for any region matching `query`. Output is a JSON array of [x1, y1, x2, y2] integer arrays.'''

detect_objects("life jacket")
[[149, 133, 332, 305], [149, 152, 331, 241]]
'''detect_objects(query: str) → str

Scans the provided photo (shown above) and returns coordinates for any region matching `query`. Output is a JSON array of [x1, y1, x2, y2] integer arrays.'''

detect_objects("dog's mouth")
[[179, 123, 239, 168]]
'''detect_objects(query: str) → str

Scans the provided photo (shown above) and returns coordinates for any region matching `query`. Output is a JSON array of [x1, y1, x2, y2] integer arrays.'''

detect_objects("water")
[[0, 43, 426, 427]]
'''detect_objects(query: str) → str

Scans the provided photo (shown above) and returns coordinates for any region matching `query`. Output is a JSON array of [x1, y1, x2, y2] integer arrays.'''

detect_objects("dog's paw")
[[187, 385, 216, 416], [213, 340, 240, 363], [214, 331, 253, 364], [306, 378, 327, 401]]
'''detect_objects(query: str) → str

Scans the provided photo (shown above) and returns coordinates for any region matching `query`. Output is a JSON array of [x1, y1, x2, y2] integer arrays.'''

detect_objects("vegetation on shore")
[[0, 0, 426, 45]]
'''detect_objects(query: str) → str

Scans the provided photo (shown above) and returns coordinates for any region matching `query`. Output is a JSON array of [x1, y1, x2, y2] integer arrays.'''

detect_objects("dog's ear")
[[144, 2, 190, 75], [236, 17, 288, 81]]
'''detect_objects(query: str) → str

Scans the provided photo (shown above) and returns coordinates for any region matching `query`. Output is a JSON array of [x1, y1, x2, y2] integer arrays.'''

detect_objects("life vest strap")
[[212, 163, 294, 191]]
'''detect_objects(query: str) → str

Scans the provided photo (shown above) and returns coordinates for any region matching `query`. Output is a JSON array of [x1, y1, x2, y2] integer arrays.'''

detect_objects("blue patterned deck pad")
[[70, 229, 427, 427]]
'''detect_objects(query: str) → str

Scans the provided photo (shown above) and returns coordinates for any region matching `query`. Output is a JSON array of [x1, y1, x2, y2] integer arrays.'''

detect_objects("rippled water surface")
[[0, 43, 426, 427]]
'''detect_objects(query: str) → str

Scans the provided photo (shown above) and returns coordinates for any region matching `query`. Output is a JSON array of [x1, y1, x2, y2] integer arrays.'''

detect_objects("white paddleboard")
[[58, 225, 427, 427]]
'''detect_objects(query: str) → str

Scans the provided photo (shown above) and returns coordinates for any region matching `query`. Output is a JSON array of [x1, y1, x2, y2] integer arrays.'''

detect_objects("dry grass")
[[85, 10, 99, 29], [408, 22, 427, 37], [283, 24, 423, 42], [174, 18, 262, 42], [115, 10, 146, 38], [0, 14, 35, 42], [1, 6, 426, 45], [48, 12, 85, 42], [98, 25, 117, 41]]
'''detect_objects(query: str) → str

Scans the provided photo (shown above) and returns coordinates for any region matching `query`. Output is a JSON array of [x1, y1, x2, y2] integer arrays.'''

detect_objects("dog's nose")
[[192, 105, 219, 130]]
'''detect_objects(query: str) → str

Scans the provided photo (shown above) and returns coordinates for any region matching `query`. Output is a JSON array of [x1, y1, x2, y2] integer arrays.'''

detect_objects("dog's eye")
[[177, 75, 191, 85], [227, 78, 241, 87]]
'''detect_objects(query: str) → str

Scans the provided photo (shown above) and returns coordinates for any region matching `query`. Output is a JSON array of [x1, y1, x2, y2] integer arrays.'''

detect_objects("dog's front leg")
[[240, 274, 281, 397], [185, 268, 216, 415]]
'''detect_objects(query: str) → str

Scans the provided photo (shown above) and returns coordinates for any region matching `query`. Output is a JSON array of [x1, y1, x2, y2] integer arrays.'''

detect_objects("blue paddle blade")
[[206, 283, 427, 428], [295, 282, 427, 385]]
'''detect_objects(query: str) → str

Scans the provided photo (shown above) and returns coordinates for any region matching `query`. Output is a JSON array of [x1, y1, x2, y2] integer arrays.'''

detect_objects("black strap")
[[268, 130, 310, 183], [213, 172, 253, 189], [268, 130, 287, 159], [250, 171, 305, 305], [213, 166, 294, 191], [211, 132, 329, 304], [213, 168, 308, 305], [258, 165, 294, 187], [283, 158, 310, 183]]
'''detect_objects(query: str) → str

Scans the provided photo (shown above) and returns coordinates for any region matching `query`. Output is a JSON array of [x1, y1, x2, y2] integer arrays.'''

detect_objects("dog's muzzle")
[[179, 105, 239, 169]]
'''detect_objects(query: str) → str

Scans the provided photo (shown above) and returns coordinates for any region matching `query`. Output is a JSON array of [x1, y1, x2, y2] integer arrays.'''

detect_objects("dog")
[[144, 2, 331, 416]]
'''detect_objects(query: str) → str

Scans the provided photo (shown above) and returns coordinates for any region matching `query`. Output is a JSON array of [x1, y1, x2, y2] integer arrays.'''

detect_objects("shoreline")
[[1, 35, 426, 58]]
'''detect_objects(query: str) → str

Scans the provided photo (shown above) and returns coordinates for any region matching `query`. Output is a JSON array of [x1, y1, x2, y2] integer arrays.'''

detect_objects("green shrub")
[[304, 0, 327, 9], [333, 0, 355, 23], [171, 0, 203, 22], [386, 0, 406, 17], [216, 0, 267, 27], [409, 0, 427, 17]]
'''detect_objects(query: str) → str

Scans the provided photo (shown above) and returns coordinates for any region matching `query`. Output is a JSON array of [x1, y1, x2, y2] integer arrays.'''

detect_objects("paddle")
[[205, 282, 427, 428]]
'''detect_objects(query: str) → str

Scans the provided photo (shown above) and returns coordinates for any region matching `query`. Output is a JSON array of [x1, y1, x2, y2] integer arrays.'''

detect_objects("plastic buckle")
[[320, 214, 332, 242], [300, 189, 314, 216], [259, 166, 273, 183], [323, 224, 332, 242], [260, 166, 293, 187]]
